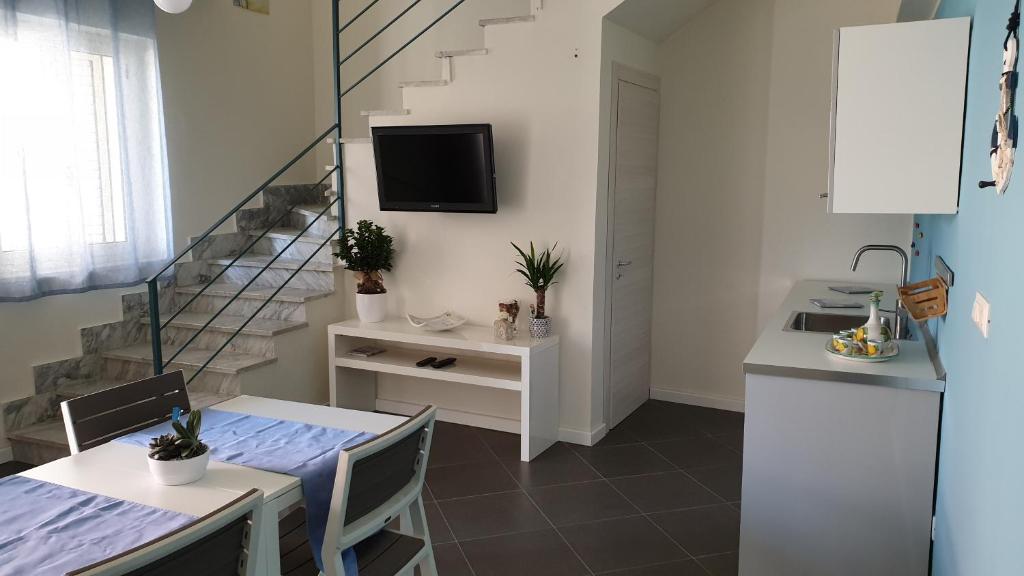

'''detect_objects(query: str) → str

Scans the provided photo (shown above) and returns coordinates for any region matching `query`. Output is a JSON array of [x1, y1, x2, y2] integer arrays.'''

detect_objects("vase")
[[148, 450, 210, 486], [356, 292, 387, 323], [529, 317, 552, 339]]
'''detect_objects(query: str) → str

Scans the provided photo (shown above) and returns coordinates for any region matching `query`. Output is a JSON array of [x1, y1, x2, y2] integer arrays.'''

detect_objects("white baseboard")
[[376, 398, 607, 447], [375, 398, 520, 434], [0, 446, 12, 464], [558, 422, 607, 446], [650, 387, 745, 413]]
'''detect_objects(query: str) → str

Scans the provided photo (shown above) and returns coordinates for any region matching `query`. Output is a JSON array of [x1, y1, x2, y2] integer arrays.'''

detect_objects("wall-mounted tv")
[[372, 124, 497, 213]]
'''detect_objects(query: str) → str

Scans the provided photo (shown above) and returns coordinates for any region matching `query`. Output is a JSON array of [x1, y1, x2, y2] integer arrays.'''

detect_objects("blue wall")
[[914, 0, 1024, 573]]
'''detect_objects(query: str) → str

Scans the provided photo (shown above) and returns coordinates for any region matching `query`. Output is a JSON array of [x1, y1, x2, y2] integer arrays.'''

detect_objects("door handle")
[[616, 260, 632, 268]]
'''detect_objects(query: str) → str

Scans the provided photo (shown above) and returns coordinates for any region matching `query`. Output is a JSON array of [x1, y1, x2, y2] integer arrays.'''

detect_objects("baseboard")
[[375, 398, 520, 434], [0, 446, 12, 464], [650, 387, 745, 413], [558, 422, 606, 446]]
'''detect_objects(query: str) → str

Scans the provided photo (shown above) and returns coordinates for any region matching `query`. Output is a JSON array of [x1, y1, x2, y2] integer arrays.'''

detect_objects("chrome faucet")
[[851, 244, 909, 339]]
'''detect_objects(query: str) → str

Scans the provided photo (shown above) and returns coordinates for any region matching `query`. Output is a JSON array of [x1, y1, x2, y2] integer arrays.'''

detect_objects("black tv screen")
[[372, 124, 497, 213]]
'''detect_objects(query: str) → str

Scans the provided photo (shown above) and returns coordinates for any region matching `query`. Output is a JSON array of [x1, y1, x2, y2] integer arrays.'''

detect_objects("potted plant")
[[512, 241, 564, 338], [334, 219, 395, 323], [147, 410, 209, 486]]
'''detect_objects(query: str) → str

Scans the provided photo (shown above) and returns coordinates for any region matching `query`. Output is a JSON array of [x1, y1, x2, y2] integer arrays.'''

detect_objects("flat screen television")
[[372, 124, 497, 213]]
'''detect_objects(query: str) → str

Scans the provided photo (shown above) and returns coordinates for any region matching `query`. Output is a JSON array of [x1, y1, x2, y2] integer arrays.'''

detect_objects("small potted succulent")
[[512, 241, 564, 338], [147, 410, 210, 486], [334, 220, 395, 323]]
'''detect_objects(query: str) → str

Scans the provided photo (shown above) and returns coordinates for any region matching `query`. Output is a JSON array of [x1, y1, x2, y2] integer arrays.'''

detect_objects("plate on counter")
[[407, 312, 467, 332], [825, 339, 899, 362]]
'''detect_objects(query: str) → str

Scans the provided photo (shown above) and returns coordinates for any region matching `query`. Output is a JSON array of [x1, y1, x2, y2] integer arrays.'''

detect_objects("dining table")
[[13, 395, 406, 576]]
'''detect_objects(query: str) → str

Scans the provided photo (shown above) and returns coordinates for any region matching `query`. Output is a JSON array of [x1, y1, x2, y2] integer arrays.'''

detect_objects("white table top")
[[18, 395, 406, 516]]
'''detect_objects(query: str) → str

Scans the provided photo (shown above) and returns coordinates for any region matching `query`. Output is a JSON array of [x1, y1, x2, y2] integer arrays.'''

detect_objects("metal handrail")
[[184, 221, 343, 386], [341, 0, 467, 99], [339, 0, 424, 68], [162, 197, 340, 370], [146, 124, 338, 284], [146, 0, 473, 378]]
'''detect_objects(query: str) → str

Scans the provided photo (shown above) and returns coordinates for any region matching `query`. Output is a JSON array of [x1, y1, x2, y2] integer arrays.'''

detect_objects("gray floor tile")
[[610, 471, 723, 513], [650, 504, 740, 557], [696, 552, 739, 576], [476, 427, 521, 459], [575, 443, 676, 478], [501, 444, 600, 488], [558, 515, 687, 573], [430, 542, 473, 576], [596, 558, 709, 575], [427, 460, 519, 500], [460, 529, 589, 576], [712, 431, 743, 453], [527, 480, 639, 526], [437, 491, 550, 540], [686, 464, 742, 502], [425, 501, 454, 544], [648, 436, 742, 470], [429, 421, 496, 468]]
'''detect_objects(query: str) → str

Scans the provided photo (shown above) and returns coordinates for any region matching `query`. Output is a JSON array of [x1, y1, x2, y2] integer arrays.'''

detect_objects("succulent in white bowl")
[[147, 410, 210, 486]]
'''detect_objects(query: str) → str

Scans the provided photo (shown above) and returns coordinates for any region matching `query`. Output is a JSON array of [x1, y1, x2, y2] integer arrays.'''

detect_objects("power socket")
[[971, 292, 991, 338]]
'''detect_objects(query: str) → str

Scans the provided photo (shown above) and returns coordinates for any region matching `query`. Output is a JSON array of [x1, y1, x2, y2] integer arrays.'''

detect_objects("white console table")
[[327, 319, 560, 461]]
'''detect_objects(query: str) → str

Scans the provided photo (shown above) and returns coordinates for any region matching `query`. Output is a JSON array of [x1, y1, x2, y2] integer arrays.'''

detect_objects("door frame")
[[602, 61, 661, 430]]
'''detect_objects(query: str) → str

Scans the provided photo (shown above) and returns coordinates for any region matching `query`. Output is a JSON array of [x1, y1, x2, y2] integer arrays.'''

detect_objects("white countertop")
[[743, 280, 944, 392]]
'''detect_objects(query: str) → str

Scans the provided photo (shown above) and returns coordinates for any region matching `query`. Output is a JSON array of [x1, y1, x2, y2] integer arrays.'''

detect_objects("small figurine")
[[493, 311, 514, 341], [499, 300, 520, 334]]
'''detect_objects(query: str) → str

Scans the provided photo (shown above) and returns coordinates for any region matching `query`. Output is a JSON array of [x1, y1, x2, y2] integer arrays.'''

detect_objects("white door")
[[608, 67, 660, 428]]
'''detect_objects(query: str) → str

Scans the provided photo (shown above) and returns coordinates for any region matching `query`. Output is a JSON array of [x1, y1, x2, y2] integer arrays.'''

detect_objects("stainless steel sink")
[[784, 311, 871, 334]]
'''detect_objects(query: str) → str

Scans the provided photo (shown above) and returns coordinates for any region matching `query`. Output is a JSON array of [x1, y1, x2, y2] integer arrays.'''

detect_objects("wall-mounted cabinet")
[[827, 17, 970, 214]]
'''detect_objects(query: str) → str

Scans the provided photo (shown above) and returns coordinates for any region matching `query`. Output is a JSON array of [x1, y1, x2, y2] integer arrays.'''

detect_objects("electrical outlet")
[[971, 292, 991, 338]]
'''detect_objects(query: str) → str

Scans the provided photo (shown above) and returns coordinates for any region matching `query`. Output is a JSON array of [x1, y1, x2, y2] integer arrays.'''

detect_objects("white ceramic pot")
[[356, 292, 388, 323], [148, 451, 210, 486]]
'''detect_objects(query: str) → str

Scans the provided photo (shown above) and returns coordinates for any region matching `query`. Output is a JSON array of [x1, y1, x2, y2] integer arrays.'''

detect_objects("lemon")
[[855, 327, 866, 342]]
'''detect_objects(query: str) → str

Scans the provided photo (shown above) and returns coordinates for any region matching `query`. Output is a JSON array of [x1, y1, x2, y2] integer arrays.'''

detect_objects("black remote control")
[[431, 357, 457, 369], [416, 356, 438, 367]]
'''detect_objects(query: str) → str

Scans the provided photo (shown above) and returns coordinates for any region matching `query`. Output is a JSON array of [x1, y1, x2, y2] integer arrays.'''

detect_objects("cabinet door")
[[828, 17, 969, 214]]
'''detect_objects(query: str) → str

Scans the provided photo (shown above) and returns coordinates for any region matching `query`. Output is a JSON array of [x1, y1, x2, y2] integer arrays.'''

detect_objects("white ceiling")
[[606, 0, 718, 43]]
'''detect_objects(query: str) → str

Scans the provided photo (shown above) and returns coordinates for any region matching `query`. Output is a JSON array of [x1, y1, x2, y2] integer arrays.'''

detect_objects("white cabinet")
[[827, 18, 970, 214]]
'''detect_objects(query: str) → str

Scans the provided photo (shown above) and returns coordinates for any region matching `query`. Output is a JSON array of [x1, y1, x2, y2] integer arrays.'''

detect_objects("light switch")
[[971, 292, 990, 338]]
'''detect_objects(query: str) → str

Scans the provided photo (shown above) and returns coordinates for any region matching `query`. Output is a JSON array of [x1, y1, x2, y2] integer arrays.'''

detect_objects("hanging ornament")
[[980, 0, 1020, 194], [154, 0, 192, 14]]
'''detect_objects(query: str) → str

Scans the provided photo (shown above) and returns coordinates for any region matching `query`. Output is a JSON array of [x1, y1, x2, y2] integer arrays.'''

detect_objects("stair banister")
[[339, 0, 425, 68]]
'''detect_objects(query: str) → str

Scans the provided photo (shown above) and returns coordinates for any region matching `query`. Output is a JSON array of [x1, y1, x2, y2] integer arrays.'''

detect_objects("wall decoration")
[[980, 0, 1020, 194], [233, 0, 269, 15]]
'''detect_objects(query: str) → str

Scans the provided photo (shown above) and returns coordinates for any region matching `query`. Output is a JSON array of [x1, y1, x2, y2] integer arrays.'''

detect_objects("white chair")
[[279, 406, 437, 576], [67, 488, 264, 576]]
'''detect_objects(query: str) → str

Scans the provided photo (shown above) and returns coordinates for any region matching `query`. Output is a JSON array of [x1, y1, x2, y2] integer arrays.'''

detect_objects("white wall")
[[649, 0, 911, 410], [337, 0, 627, 441], [0, 2, 320, 414]]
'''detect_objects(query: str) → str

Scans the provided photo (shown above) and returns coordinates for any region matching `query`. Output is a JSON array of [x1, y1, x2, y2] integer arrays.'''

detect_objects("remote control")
[[416, 356, 438, 367], [431, 357, 457, 369]]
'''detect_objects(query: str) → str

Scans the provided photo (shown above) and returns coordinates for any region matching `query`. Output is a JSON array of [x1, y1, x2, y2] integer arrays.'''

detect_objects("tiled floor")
[[424, 400, 744, 575]]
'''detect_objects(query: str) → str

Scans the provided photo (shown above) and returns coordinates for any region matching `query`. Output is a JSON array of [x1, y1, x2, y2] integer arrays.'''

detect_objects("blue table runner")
[[115, 408, 376, 572], [0, 475, 196, 575]]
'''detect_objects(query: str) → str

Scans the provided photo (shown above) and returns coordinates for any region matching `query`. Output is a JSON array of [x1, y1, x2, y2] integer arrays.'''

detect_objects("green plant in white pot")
[[512, 241, 564, 338], [334, 220, 395, 323], [147, 410, 209, 486]]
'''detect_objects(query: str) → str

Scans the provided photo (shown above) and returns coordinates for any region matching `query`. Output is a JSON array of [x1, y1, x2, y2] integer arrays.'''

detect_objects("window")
[[0, 51, 126, 252]]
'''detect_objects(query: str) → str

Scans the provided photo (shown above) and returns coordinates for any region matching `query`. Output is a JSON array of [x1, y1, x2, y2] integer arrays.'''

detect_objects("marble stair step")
[[176, 282, 333, 303], [55, 378, 123, 401], [436, 48, 488, 58], [142, 312, 307, 337], [479, 15, 535, 26], [9, 392, 237, 451], [250, 227, 332, 244], [206, 254, 334, 273], [102, 344, 275, 375], [398, 79, 449, 88], [292, 204, 339, 221]]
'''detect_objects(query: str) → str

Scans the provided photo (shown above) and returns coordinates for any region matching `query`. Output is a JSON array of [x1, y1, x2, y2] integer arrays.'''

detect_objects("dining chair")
[[60, 370, 191, 454], [278, 406, 438, 576], [67, 488, 264, 576]]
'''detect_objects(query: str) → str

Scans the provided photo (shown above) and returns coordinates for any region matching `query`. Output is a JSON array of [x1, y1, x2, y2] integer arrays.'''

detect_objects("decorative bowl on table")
[[407, 312, 467, 331]]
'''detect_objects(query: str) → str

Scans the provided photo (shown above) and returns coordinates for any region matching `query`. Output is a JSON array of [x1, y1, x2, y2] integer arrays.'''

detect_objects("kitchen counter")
[[743, 280, 945, 392]]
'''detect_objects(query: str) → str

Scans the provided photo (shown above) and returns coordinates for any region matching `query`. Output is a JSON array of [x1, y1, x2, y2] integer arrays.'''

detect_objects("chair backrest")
[[67, 488, 263, 576], [322, 406, 436, 560], [61, 370, 191, 454]]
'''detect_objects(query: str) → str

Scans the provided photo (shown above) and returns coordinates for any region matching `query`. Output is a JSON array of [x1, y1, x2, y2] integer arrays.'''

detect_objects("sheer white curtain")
[[0, 0, 172, 301]]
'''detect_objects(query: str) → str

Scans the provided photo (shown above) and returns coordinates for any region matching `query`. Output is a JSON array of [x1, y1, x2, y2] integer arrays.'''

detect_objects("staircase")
[[3, 0, 545, 465]]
